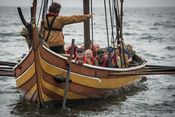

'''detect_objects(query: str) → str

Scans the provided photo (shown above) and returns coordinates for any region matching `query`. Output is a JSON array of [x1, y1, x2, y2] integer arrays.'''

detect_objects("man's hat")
[[49, 2, 61, 13], [108, 47, 114, 53], [77, 48, 84, 53], [97, 49, 104, 55]]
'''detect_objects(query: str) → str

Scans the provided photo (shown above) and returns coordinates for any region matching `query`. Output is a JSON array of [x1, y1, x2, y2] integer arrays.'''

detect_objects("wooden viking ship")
[[13, 0, 147, 105], [0, 0, 175, 108]]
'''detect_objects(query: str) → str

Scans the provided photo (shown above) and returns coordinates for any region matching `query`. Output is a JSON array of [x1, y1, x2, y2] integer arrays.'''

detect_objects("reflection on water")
[[10, 82, 148, 117]]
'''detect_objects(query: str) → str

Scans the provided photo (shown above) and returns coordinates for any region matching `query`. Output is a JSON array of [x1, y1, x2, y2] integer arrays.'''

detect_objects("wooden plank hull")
[[14, 45, 145, 103]]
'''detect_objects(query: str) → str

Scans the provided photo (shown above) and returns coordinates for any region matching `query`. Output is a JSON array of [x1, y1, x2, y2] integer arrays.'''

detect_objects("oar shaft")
[[110, 71, 175, 76], [0, 61, 16, 67], [109, 66, 175, 76], [0, 70, 15, 77], [62, 39, 75, 109], [0, 66, 13, 70], [146, 65, 175, 69]]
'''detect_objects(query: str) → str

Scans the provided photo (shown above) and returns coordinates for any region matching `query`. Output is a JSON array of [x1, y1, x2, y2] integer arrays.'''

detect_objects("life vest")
[[97, 56, 107, 67], [107, 55, 118, 68], [90, 57, 96, 65]]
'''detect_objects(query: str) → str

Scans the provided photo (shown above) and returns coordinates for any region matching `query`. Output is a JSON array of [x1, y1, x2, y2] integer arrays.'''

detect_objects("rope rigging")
[[108, 0, 115, 49], [90, 0, 94, 50], [112, 0, 126, 67], [120, 0, 127, 67], [104, 0, 110, 49], [37, 0, 44, 26], [113, 0, 123, 67]]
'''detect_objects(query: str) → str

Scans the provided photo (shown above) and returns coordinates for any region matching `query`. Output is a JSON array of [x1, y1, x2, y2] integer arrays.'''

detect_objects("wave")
[[165, 46, 175, 50], [150, 27, 158, 30], [143, 52, 157, 58], [154, 21, 175, 28], [124, 32, 133, 36], [154, 22, 162, 26], [163, 24, 175, 28], [0, 32, 20, 37]]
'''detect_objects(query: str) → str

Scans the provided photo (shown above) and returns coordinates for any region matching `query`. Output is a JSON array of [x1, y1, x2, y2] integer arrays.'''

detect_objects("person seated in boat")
[[106, 47, 120, 68], [115, 48, 121, 67], [91, 42, 100, 57], [84, 49, 98, 66], [74, 48, 91, 64], [125, 44, 135, 63], [42, 2, 94, 54], [95, 49, 108, 67], [116, 44, 133, 67]]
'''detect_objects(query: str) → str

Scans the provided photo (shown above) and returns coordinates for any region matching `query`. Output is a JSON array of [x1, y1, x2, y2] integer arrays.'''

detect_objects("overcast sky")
[[0, 0, 175, 7]]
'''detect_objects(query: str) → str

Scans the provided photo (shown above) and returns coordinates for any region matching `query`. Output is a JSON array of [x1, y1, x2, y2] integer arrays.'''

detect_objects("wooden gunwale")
[[41, 45, 147, 78]]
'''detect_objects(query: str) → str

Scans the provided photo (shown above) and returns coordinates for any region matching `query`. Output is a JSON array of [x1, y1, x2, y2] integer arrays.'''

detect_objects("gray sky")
[[0, 0, 175, 7]]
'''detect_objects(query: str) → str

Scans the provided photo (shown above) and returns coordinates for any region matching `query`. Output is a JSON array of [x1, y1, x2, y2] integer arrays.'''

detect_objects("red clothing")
[[91, 57, 95, 65], [46, 12, 58, 17], [96, 56, 107, 67]]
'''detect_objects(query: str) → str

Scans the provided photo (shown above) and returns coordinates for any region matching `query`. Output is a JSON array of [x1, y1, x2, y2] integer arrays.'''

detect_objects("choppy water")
[[0, 6, 175, 117]]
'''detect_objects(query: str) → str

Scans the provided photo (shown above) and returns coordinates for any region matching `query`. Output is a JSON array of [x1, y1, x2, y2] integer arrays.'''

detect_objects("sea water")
[[0, 6, 175, 117]]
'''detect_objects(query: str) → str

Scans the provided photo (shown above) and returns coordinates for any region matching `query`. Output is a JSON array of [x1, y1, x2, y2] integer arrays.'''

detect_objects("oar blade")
[[0, 70, 15, 77]]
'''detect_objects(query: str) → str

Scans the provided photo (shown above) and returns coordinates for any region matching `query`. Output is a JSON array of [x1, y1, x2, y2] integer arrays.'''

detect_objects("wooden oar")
[[0, 61, 16, 67], [0, 69, 15, 77], [109, 65, 175, 76], [0, 66, 13, 70], [62, 39, 75, 109], [145, 65, 175, 69]]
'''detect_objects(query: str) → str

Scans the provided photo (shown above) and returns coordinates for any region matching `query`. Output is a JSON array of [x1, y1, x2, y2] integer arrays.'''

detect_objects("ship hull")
[[14, 45, 146, 103]]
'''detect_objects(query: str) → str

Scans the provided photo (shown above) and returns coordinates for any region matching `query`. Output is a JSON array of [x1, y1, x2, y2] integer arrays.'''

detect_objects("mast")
[[83, 0, 91, 50], [119, 0, 126, 67]]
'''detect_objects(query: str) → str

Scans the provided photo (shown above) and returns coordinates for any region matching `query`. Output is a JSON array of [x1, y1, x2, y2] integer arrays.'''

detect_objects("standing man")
[[43, 2, 93, 53]]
